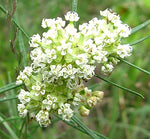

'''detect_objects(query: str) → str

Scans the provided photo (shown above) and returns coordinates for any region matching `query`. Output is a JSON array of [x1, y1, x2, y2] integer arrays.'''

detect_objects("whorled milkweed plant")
[[16, 9, 132, 127], [0, 0, 150, 138]]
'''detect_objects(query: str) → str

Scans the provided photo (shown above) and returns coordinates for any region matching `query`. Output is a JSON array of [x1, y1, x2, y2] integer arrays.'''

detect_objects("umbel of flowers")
[[16, 9, 132, 127]]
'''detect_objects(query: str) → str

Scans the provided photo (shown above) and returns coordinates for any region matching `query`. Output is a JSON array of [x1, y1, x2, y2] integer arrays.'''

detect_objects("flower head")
[[16, 9, 132, 127]]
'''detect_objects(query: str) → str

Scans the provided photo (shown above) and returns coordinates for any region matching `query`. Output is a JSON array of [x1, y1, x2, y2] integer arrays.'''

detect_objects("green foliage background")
[[0, 0, 150, 139]]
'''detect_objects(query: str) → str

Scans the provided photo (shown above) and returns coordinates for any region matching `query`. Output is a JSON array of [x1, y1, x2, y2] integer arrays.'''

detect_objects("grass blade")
[[94, 74, 144, 99], [18, 30, 27, 68], [0, 96, 17, 102], [0, 82, 23, 94], [0, 115, 19, 139], [130, 34, 150, 46], [131, 20, 150, 34], [115, 57, 150, 75], [0, 5, 30, 40]]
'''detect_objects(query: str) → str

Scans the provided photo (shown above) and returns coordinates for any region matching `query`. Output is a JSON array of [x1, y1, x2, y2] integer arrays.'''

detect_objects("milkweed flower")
[[16, 9, 132, 127]]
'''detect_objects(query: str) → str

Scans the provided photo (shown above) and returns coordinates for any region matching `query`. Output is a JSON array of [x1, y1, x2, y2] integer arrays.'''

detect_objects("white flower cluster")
[[17, 9, 132, 127]]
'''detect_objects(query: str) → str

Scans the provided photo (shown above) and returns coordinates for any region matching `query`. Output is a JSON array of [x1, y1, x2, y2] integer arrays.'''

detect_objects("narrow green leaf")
[[0, 82, 23, 94], [0, 116, 19, 139], [24, 117, 28, 139], [0, 130, 10, 139], [55, 114, 107, 139], [0, 96, 17, 102], [19, 119, 26, 137], [8, 73, 18, 116], [0, 4, 7, 14], [130, 34, 150, 46], [94, 74, 144, 99], [0, 5, 30, 40], [19, 30, 27, 68], [102, 117, 150, 137], [115, 57, 150, 75], [0, 116, 22, 124], [131, 20, 150, 34], [72, 116, 99, 139]]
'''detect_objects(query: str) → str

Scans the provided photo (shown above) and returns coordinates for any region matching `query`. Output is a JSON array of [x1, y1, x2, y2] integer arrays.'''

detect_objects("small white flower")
[[36, 110, 51, 127], [18, 89, 30, 104], [117, 44, 132, 58], [41, 18, 55, 28], [72, 93, 82, 106], [65, 11, 80, 22], [58, 103, 73, 121], [76, 54, 88, 65], [16, 80, 23, 85], [23, 67, 33, 76], [100, 9, 111, 17], [29, 34, 41, 47], [17, 104, 28, 117], [117, 24, 131, 37], [56, 17, 66, 28], [101, 63, 114, 73]]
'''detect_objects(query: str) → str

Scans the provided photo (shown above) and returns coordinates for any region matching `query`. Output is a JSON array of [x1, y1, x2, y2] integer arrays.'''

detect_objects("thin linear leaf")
[[24, 117, 28, 139], [94, 74, 144, 98], [102, 118, 150, 137], [0, 130, 10, 139], [0, 96, 17, 102], [0, 5, 30, 40], [0, 116, 22, 124], [72, 116, 99, 139], [19, 30, 27, 67], [71, 118, 107, 139], [0, 116, 19, 139], [0, 82, 23, 94], [19, 119, 26, 137], [8, 73, 18, 116], [130, 34, 150, 46], [55, 114, 107, 139], [115, 56, 150, 75], [131, 20, 150, 34], [30, 125, 39, 135]]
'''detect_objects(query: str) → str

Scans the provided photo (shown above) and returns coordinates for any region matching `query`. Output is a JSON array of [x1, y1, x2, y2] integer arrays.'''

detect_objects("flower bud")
[[79, 106, 90, 117], [92, 91, 104, 99], [87, 96, 97, 107]]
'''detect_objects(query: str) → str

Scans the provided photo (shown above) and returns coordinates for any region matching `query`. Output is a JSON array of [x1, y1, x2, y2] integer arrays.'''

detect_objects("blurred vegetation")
[[0, 0, 150, 139]]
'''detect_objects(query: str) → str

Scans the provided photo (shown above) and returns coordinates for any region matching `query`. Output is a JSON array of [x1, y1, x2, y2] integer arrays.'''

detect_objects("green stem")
[[72, 0, 78, 12], [94, 74, 144, 99]]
